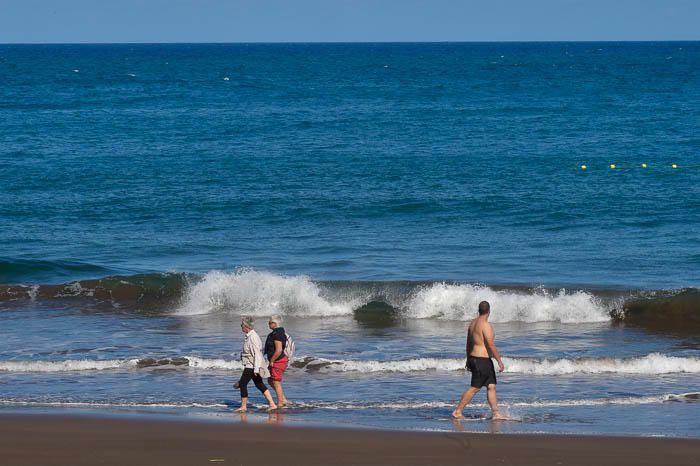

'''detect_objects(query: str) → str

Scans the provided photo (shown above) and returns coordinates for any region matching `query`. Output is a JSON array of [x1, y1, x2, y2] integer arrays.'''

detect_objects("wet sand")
[[1, 413, 698, 466]]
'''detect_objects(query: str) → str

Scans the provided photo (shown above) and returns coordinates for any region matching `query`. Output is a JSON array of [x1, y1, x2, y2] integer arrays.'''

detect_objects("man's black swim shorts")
[[467, 356, 497, 388]]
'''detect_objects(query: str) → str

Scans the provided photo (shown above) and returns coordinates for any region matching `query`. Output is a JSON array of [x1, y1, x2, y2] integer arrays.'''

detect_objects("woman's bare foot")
[[491, 411, 508, 420], [267, 404, 278, 411], [451, 410, 464, 419], [235, 407, 247, 413]]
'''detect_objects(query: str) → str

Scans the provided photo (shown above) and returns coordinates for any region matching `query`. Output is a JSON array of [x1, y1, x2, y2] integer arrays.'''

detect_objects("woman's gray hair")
[[241, 316, 255, 329], [269, 314, 283, 326]]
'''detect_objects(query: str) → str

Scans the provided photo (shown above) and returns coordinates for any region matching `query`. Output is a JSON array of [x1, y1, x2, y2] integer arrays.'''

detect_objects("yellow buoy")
[[672, 164, 678, 169], [610, 164, 616, 169], [581, 164, 587, 170], [641, 163, 647, 168]]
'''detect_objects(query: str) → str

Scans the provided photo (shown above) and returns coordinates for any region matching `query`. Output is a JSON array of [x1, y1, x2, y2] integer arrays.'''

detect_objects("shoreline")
[[1, 412, 699, 466]]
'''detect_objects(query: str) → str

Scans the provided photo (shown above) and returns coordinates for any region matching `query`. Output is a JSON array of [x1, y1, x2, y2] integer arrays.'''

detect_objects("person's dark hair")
[[478, 301, 490, 315]]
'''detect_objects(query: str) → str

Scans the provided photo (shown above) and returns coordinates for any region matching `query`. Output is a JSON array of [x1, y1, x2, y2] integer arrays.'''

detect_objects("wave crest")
[[296, 353, 700, 375], [176, 270, 366, 316], [405, 283, 611, 323], [4, 354, 697, 375], [505, 353, 700, 375], [175, 270, 611, 323], [5, 269, 699, 329]]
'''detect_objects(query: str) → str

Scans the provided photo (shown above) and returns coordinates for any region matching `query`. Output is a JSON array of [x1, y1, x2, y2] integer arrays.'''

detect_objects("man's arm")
[[465, 327, 472, 357], [483, 324, 505, 372]]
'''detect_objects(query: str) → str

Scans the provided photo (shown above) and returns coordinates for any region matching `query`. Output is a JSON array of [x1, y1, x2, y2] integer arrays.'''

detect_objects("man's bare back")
[[467, 318, 491, 358], [467, 315, 504, 370]]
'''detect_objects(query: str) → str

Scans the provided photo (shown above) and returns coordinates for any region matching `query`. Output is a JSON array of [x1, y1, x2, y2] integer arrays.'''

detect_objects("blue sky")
[[1, 0, 699, 43]]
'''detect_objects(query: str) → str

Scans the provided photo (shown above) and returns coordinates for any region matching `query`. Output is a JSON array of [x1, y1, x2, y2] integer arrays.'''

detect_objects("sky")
[[1, 0, 699, 44]]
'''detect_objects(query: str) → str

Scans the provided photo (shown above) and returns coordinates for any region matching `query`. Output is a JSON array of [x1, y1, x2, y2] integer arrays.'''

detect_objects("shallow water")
[[1, 307, 698, 436]]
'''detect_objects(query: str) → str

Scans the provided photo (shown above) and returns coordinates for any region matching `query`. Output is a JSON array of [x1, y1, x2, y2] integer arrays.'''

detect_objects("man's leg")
[[261, 389, 277, 411], [271, 380, 288, 406], [486, 384, 505, 419], [452, 386, 480, 419]]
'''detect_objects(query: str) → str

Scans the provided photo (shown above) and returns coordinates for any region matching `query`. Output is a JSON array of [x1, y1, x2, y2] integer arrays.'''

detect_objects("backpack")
[[283, 332, 295, 359]]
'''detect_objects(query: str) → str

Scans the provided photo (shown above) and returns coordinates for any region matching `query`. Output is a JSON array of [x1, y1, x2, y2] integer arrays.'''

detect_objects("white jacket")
[[240, 329, 266, 374]]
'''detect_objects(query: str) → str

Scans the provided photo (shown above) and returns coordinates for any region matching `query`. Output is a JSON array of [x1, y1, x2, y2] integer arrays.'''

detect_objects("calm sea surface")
[[0, 43, 699, 436]]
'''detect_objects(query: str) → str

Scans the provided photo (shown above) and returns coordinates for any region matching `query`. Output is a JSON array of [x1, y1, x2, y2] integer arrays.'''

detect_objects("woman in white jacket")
[[235, 316, 277, 412]]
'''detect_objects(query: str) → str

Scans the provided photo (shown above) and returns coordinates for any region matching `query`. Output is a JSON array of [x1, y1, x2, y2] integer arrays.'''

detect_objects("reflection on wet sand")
[[268, 411, 286, 425], [451, 418, 503, 434]]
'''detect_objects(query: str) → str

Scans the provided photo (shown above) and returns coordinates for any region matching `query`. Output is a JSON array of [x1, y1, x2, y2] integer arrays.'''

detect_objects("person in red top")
[[265, 315, 289, 407]]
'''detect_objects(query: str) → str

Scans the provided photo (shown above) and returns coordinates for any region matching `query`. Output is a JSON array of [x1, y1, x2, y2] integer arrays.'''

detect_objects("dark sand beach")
[[1, 414, 698, 466]]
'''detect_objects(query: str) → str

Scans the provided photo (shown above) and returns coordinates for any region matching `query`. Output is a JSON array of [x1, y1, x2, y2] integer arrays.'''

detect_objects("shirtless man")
[[452, 301, 506, 420]]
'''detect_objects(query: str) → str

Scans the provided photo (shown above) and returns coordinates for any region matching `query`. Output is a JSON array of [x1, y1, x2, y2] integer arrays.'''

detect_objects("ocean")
[[0, 42, 699, 436]]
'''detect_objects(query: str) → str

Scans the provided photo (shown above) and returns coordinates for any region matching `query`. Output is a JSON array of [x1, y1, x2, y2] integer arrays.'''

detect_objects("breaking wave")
[[0, 357, 244, 373], [176, 270, 363, 316], [404, 283, 609, 323], [176, 270, 613, 322], [294, 353, 700, 375], [2, 353, 698, 375], [2, 269, 699, 328]]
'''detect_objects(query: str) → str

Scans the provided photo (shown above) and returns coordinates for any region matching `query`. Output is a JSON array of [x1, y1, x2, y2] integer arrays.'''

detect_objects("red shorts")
[[269, 357, 288, 382]]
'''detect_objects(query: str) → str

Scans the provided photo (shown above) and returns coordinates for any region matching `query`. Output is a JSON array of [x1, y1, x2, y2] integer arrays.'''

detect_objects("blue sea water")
[[0, 43, 699, 436]]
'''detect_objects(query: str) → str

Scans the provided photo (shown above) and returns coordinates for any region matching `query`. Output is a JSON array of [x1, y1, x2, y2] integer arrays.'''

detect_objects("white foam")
[[185, 356, 242, 370], [405, 283, 610, 323], [176, 269, 363, 316], [0, 359, 134, 372], [55, 282, 93, 298], [1, 394, 687, 411], [506, 353, 700, 375], [511, 394, 689, 408], [299, 353, 700, 375], [0, 399, 226, 409], [302, 395, 676, 410], [3, 354, 697, 375], [0, 357, 242, 373], [176, 270, 615, 323], [304, 357, 465, 373], [27, 285, 39, 300]]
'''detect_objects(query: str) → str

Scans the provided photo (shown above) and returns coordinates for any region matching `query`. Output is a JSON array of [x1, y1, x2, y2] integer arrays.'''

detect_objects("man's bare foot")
[[267, 405, 278, 411], [278, 401, 289, 408], [235, 407, 247, 413], [451, 410, 464, 419], [491, 412, 508, 420]]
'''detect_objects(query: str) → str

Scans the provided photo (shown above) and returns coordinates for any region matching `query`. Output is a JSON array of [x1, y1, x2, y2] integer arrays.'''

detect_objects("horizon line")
[[2, 39, 699, 46]]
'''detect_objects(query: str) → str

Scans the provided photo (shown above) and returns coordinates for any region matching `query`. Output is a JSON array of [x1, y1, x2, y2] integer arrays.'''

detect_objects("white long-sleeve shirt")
[[240, 329, 265, 373]]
